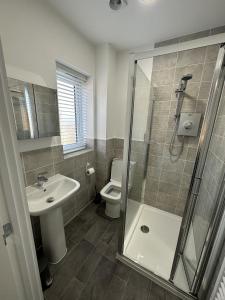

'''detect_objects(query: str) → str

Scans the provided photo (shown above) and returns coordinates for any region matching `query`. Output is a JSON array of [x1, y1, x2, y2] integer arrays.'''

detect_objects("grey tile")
[[79, 256, 115, 300], [123, 270, 151, 300], [151, 68, 175, 85], [104, 275, 127, 300], [177, 47, 206, 67], [184, 161, 195, 175], [151, 85, 172, 101], [202, 62, 216, 82], [84, 217, 109, 246], [61, 277, 84, 300], [162, 157, 185, 173], [175, 64, 203, 83], [152, 53, 177, 71], [114, 261, 131, 282], [205, 44, 220, 62], [158, 181, 180, 196], [25, 164, 54, 186], [156, 192, 178, 214], [196, 99, 207, 114], [153, 101, 171, 115], [186, 147, 197, 162], [149, 142, 164, 156], [76, 248, 102, 284], [63, 239, 95, 274], [198, 82, 211, 100], [54, 158, 74, 177], [148, 281, 165, 299], [22, 147, 53, 171], [160, 170, 182, 185]]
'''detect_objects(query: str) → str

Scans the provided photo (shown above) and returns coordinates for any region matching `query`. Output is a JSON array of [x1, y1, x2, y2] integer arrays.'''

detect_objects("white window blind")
[[56, 63, 88, 154]]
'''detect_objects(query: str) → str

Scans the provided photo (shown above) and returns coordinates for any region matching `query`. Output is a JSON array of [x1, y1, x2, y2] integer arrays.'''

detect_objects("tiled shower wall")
[[192, 80, 225, 261], [143, 44, 220, 216]]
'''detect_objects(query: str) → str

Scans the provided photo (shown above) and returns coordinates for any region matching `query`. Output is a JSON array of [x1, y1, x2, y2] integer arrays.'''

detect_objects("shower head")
[[177, 74, 193, 92], [181, 74, 193, 81]]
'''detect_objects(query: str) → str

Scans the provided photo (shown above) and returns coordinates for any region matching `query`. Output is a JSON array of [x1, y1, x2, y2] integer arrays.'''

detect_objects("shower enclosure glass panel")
[[124, 60, 151, 243], [182, 66, 225, 290], [121, 43, 223, 296]]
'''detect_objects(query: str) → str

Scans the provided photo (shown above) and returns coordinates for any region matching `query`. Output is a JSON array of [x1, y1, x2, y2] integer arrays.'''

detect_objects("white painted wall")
[[95, 44, 108, 140], [106, 45, 117, 139], [0, 0, 95, 147], [95, 44, 130, 140], [95, 43, 127, 140], [0, 0, 131, 143], [114, 51, 130, 139]]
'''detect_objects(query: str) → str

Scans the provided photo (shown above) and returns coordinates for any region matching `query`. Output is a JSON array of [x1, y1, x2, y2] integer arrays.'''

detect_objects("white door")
[[0, 38, 43, 300], [0, 179, 25, 300]]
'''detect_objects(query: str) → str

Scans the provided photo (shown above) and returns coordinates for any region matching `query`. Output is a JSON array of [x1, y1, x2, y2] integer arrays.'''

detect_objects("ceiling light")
[[109, 0, 127, 11]]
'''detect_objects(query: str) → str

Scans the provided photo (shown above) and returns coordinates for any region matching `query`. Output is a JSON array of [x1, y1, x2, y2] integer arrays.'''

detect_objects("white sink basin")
[[26, 174, 80, 264], [26, 174, 80, 216]]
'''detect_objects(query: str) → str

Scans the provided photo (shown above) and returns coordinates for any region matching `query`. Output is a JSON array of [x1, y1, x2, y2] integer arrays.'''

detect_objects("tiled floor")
[[44, 202, 181, 300]]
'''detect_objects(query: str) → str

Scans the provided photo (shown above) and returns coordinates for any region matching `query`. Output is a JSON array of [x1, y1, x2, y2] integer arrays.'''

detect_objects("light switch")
[[177, 112, 202, 137]]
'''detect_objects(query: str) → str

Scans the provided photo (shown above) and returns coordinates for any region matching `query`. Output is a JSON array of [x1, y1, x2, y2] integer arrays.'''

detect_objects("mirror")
[[8, 78, 60, 140]]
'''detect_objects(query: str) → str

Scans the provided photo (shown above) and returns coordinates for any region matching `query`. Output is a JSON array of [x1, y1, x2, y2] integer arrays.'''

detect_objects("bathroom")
[[0, 0, 225, 299]]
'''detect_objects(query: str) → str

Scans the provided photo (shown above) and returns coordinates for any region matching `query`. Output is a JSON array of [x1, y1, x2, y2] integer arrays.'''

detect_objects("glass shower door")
[[171, 44, 225, 294]]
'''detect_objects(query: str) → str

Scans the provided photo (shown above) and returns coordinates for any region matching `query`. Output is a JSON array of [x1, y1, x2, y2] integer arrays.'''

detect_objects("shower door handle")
[[191, 177, 201, 196]]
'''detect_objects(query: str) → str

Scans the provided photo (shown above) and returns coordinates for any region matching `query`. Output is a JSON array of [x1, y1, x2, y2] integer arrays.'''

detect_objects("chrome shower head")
[[177, 74, 193, 92], [181, 74, 193, 81]]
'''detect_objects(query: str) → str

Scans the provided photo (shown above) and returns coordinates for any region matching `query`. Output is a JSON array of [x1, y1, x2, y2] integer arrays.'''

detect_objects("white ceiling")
[[47, 0, 225, 50]]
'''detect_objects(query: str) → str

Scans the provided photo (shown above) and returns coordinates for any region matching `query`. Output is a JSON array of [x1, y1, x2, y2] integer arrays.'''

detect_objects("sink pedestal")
[[40, 207, 67, 264]]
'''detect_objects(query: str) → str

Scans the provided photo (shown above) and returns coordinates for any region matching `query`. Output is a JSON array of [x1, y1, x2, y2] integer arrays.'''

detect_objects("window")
[[56, 63, 88, 154]]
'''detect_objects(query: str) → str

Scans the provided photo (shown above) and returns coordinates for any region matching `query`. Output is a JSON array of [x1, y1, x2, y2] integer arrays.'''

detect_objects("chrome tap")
[[37, 172, 48, 187]]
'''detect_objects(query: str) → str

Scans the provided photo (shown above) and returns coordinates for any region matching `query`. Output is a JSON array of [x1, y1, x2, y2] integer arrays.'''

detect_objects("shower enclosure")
[[118, 40, 225, 299]]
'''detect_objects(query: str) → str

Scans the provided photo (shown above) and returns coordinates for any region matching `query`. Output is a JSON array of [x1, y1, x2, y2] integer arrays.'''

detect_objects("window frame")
[[56, 63, 88, 155]]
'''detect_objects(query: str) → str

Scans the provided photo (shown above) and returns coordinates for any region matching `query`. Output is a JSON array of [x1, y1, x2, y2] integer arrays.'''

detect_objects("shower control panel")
[[177, 112, 202, 137]]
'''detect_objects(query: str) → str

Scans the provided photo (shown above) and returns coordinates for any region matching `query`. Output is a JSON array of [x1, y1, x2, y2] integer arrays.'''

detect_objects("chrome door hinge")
[[3, 222, 13, 245]]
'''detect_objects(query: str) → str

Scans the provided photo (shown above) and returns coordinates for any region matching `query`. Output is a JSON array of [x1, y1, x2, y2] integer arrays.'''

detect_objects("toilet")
[[100, 158, 136, 218]]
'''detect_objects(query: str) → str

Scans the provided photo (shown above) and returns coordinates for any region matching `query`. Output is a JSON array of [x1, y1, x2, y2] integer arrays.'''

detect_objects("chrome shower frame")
[[117, 33, 225, 300]]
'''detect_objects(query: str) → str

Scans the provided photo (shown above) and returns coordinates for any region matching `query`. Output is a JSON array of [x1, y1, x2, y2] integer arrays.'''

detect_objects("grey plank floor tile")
[[44, 203, 182, 300], [76, 247, 102, 284], [84, 217, 110, 245], [63, 239, 95, 274], [78, 256, 116, 300], [114, 261, 131, 282], [104, 275, 127, 300], [123, 269, 151, 300], [61, 277, 84, 300]]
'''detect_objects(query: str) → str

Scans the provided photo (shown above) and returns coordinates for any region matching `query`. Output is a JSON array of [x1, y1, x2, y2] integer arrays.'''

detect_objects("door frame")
[[0, 38, 43, 299], [118, 32, 225, 298]]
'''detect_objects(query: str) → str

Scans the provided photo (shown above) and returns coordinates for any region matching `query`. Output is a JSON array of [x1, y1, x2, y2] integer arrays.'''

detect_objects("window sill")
[[64, 148, 93, 160]]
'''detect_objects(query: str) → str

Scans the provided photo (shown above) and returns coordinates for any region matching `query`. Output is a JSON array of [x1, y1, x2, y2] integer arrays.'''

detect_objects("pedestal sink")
[[26, 174, 80, 264]]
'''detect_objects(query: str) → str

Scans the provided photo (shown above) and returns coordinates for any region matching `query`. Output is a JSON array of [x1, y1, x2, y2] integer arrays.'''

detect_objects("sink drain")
[[46, 197, 55, 203], [140, 225, 149, 233]]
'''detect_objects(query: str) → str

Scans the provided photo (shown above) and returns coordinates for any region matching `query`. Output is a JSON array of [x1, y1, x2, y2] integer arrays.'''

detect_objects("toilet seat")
[[99, 158, 135, 219], [100, 181, 121, 203]]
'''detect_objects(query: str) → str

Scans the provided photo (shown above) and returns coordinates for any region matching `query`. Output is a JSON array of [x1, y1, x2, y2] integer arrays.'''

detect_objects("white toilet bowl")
[[100, 181, 121, 218], [100, 158, 136, 219]]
